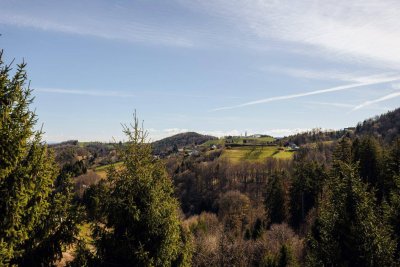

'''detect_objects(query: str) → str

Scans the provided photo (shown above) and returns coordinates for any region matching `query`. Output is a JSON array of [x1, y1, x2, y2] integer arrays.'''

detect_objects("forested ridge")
[[1, 52, 400, 266], [151, 132, 217, 155]]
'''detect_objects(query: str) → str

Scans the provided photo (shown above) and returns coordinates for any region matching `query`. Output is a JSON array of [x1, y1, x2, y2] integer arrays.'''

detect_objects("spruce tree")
[[306, 162, 396, 266], [289, 161, 326, 229], [353, 136, 384, 198], [386, 138, 400, 258], [265, 171, 288, 226], [0, 51, 79, 265], [93, 113, 191, 266]]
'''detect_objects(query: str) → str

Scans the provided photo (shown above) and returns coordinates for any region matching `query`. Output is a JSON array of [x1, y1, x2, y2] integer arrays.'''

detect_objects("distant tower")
[[245, 131, 247, 137]]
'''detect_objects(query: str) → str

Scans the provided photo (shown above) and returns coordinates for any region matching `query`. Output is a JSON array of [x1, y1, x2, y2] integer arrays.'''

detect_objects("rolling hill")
[[151, 132, 217, 155], [355, 107, 400, 143]]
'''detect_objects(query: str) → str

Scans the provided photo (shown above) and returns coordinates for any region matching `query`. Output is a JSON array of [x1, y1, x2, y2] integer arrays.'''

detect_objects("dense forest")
[[1, 52, 400, 266]]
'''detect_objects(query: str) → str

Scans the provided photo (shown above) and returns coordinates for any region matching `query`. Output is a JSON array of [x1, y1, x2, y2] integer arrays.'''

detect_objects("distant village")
[[155, 133, 301, 159]]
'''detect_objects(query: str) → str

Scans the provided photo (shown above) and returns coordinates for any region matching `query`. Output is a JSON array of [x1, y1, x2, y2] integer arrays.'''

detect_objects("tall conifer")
[[0, 51, 79, 265]]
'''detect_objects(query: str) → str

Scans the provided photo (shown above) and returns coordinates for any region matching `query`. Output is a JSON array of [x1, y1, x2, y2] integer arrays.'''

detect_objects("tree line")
[[1, 51, 400, 266]]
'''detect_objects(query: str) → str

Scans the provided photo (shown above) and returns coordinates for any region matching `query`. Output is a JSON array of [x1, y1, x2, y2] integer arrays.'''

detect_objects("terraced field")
[[220, 146, 293, 163]]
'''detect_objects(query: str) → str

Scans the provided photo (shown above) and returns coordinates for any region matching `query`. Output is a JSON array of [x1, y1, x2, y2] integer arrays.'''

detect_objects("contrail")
[[212, 75, 400, 111], [352, 91, 400, 111]]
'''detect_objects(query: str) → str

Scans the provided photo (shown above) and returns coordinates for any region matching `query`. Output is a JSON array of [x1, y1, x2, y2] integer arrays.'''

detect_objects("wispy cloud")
[[0, 3, 194, 47], [4, 0, 400, 65], [188, 0, 400, 67], [36, 88, 135, 97], [304, 101, 355, 108], [213, 74, 400, 111], [352, 91, 400, 111], [265, 128, 312, 137], [262, 66, 393, 83], [305, 101, 390, 111]]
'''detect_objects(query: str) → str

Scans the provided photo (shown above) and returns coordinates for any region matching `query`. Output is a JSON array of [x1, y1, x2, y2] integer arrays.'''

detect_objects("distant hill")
[[282, 107, 400, 145], [281, 128, 346, 146], [152, 132, 217, 155], [50, 141, 116, 167], [355, 107, 400, 143]]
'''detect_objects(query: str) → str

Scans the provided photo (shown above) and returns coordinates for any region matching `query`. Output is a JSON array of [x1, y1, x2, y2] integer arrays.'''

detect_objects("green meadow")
[[220, 146, 293, 163]]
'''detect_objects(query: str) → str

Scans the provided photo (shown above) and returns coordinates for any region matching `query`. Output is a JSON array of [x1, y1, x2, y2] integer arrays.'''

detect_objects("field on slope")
[[94, 161, 123, 178], [220, 146, 293, 163], [203, 136, 275, 146]]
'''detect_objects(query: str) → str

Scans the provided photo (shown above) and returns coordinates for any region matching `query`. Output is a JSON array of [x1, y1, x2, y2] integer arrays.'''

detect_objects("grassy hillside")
[[94, 161, 124, 178], [220, 146, 293, 163]]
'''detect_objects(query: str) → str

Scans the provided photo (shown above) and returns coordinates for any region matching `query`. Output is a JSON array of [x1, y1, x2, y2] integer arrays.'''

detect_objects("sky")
[[1, 0, 400, 142]]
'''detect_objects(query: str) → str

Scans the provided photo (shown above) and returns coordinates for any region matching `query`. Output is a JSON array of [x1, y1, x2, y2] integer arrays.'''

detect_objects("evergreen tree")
[[277, 244, 298, 267], [0, 51, 79, 265], [261, 244, 298, 267], [385, 138, 400, 258], [387, 175, 400, 260], [251, 218, 266, 240], [332, 137, 353, 166], [388, 138, 400, 176], [93, 113, 191, 266], [265, 171, 288, 226], [306, 163, 396, 266], [353, 136, 384, 199], [289, 161, 326, 229]]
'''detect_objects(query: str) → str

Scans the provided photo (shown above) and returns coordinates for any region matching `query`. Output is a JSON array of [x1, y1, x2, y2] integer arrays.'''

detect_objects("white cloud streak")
[[0, 4, 194, 47], [352, 91, 400, 111], [213, 74, 400, 111], [304, 101, 355, 108], [3, 0, 400, 67], [187, 0, 400, 67], [264, 128, 312, 137], [263, 66, 393, 83], [36, 88, 135, 97]]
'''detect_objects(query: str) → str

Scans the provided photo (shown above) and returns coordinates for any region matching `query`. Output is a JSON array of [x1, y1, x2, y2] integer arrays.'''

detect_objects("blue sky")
[[1, 0, 400, 142]]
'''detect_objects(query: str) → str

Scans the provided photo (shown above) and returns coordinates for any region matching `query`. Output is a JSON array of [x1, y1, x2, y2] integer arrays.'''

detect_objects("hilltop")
[[355, 107, 400, 142], [151, 132, 217, 155]]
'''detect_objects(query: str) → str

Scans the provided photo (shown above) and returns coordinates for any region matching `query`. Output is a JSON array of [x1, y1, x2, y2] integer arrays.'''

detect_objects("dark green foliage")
[[385, 138, 400, 258], [388, 138, 400, 176], [388, 175, 400, 259], [89, 114, 191, 266], [352, 136, 383, 193], [67, 240, 98, 267], [290, 161, 326, 229], [282, 128, 347, 146], [82, 179, 108, 221], [251, 218, 266, 240], [355, 107, 400, 143], [332, 137, 353, 165], [19, 175, 82, 266], [306, 163, 397, 266], [60, 160, 87, 178], [278, 245, 298, 267], [265, 171, 289, 226], [0, 51, 79, 265]]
